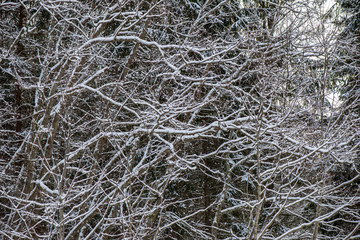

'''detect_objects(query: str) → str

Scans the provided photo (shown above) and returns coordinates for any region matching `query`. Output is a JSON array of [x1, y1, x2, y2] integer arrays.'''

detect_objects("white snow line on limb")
[[275, 199, 354, 240], [79, 36, 183, 55], [159, 203, 215, 232], [66, 132, 105, 161], [34, 180, 59, 196], [79, 84, 140, 118]]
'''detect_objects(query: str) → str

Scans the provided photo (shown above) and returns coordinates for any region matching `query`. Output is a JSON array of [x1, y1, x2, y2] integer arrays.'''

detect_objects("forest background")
[[1, 0, 360, 239]]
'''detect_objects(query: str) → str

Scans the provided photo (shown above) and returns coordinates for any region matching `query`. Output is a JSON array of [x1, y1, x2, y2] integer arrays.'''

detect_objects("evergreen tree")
[[336, 0, 360, 113]]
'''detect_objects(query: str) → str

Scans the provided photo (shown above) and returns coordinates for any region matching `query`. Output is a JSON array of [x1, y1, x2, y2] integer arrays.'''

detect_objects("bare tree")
[[1, 0, 360, 239]]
